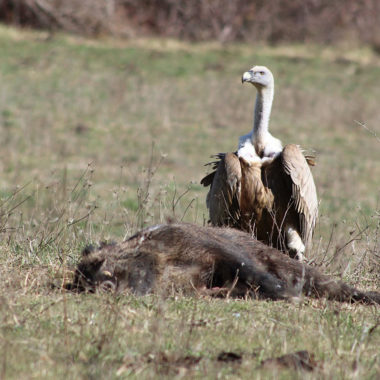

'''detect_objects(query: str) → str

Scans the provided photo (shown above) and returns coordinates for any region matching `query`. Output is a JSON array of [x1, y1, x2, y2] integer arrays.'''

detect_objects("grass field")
[[0, 25, 379, 378]]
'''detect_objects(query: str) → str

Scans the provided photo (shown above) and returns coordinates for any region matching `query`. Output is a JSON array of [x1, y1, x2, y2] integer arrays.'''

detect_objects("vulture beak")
[[242, 70, 253, 83]]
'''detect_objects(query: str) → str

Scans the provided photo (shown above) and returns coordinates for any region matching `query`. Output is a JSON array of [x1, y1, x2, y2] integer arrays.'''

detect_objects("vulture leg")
[[285, 227, 305, 261]]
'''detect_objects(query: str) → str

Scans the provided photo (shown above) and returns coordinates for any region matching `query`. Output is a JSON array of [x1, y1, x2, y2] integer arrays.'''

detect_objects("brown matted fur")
[[66, 223, 379, 304]]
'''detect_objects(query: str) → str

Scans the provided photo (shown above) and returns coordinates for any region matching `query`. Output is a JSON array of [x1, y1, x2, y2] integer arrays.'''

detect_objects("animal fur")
[[66, 223, 379, 305]]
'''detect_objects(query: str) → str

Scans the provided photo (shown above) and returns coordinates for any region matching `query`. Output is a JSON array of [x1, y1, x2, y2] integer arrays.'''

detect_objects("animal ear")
[[81, 244, 96, 256]]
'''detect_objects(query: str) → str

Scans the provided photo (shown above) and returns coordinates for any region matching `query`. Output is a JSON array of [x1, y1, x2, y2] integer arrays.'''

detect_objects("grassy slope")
[[0, 25, 379, 378]]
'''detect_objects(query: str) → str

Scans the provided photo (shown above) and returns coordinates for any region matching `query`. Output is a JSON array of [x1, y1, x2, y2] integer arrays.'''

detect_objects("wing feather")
[[281, 144, 318, 247], [201, 153, 241, 227]]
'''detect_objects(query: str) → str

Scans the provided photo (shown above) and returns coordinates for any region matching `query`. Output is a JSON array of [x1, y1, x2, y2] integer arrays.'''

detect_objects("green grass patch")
[[0, 24, 379, 378]]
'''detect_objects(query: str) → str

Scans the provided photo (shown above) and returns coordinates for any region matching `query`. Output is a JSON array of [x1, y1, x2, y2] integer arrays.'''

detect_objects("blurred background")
[[1, 0, 380, 48]]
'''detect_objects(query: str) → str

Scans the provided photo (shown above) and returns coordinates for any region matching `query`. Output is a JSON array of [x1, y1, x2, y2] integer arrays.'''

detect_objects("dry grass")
[[0, 25, 379, 378]]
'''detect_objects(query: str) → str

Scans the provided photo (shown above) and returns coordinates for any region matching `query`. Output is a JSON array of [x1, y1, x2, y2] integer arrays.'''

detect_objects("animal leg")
[[285, 227, 305, 261]]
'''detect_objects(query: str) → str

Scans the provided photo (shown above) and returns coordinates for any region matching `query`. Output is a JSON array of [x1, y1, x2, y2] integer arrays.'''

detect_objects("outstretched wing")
[[281, 144, 318, 247], [201, 153, 241, 227]]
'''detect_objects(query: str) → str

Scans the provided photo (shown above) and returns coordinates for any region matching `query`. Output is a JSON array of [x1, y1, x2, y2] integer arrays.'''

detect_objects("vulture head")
[[242, 66, 274, 89]]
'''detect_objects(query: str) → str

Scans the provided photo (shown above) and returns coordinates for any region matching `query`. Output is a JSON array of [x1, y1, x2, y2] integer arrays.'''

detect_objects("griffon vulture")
[[201, 66, 318, 261]]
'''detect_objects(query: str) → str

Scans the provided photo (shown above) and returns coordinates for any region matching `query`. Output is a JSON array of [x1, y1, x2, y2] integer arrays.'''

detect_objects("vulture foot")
[[286, 227, 306, 262]]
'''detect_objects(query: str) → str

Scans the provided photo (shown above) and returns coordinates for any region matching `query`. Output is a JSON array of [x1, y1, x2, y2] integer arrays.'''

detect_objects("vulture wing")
[[282, 144, 318, 247], [201, 153, 241, 227], [264, 144, 318, 248]]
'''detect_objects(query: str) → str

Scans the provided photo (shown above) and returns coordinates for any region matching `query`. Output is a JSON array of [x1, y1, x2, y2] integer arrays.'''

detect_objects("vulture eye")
[[260, 71, 265, 75]]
